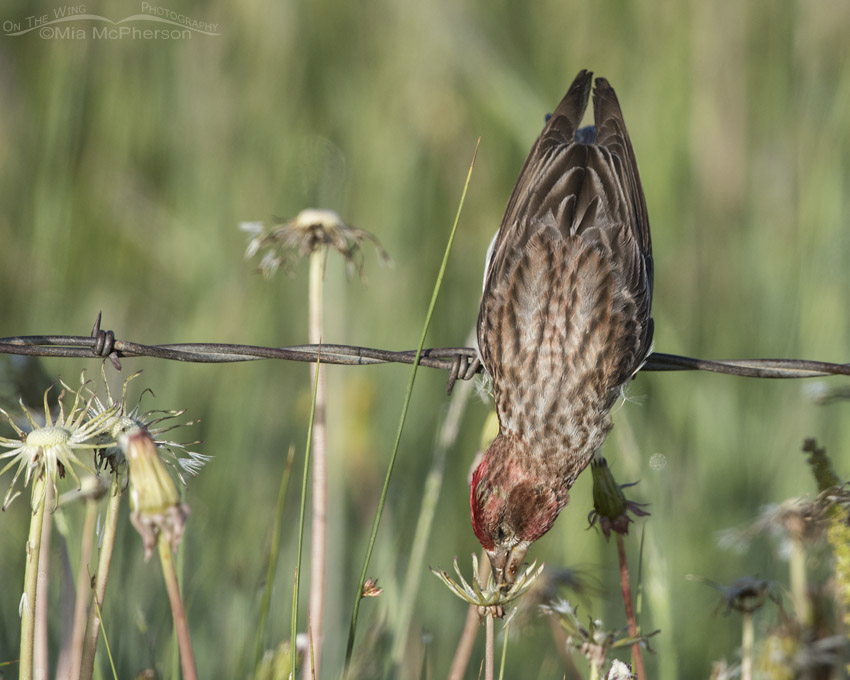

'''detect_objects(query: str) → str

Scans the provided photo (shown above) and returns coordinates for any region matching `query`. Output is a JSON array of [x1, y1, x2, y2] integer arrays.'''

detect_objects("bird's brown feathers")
[[472, 70, 653, 551]]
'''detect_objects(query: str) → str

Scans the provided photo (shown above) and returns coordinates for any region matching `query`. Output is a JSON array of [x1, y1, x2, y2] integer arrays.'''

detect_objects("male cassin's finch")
[[471, 70, 654, 587]]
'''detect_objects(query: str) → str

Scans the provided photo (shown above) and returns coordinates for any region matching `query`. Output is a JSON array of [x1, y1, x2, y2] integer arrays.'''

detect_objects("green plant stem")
[[484, 613, 494, 680], [292, 356, 322, 680], [157, 532, 198, 680], [254, 444, 296, 672], [790, 536, 811, 627], [616, 534, 646, 680], [344, 139, 479, 673], [80, 474, 123, 680], [20, 476, 47, 680], [390, 347, 476, 669], [34, 481, 54, 680], [307, 247, 328, 680], [90, 593, 117, 678], [67, 497, 99, 680], [741, 612, 753, 680]]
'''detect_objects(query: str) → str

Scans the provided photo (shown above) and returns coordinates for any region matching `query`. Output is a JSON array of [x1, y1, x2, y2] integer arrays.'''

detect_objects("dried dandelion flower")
[[80, 369, 210, 485], [78, 369, 203, 559], [240, 209, 390, 280], [541, 599, 658, 672], [121, 424, 190, 560], [239, 208, 391, 279], [431, 553, 543, 619], [0, 376, 118, 510], [687, 575, 782, 615]]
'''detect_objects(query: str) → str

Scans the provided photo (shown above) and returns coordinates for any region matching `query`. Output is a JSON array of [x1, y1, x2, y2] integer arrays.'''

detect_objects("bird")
[[471, 70, 654, 588]]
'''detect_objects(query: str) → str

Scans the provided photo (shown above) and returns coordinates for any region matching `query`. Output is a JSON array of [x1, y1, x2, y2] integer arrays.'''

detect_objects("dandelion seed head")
[[25, 426, 71, 450]]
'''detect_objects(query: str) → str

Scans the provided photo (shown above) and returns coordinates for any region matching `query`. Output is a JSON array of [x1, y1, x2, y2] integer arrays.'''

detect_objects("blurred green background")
[[1, 0, 849, 677]]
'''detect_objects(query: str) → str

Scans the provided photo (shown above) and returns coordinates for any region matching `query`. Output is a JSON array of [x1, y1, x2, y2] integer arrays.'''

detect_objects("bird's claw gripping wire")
[[446, 353, 482, 395]]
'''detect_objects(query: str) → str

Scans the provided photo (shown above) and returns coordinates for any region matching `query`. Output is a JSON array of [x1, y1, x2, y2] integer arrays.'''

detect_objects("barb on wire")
[[0, 315, 849, 390]]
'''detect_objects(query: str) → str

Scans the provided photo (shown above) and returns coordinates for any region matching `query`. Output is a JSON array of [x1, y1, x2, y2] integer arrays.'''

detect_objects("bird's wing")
[[477, 71, 654, 439]]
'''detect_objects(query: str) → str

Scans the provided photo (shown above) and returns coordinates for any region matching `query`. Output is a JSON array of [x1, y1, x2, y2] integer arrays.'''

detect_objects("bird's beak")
[[487, 542, 530, 589]]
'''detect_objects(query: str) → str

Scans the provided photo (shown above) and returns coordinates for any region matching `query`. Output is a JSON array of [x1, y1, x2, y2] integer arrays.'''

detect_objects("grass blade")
[[344, 139, 481, 671]]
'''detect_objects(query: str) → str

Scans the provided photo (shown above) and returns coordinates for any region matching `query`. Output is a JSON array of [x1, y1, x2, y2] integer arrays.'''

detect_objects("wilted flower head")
[[81, 369, 210, 486], [361, 578, 383, 598], [431, 553, 543, 619], [687, 574, 782, 615], [0, 374, 118, 510], [716, 497, 823, 558], [121, 424, 190, 560], [541, 599, 658, 673], [78, 369, 203, 559], [587, 456, 649, 540], [240, 209, 390, 280]]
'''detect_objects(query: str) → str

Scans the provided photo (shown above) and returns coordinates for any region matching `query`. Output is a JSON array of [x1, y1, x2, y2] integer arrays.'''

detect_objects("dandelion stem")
[[447, 552, 490, 680], [307, 247, 328, 680], [34, 481, 54, 680], [448, 604, 481, 680], [20, 476, 47, 680], [157, 532, 198, 680], [616, 534, 646, 680], [497, 610, 509, 680], [292, 356, 322, 680], [67, 495, 100, 680], [741, 611, 754, 680], [80, 474, 123, 680], [344, 139, 480, 672], [790, 535, 811, 627], [484, 613, 494, 680]]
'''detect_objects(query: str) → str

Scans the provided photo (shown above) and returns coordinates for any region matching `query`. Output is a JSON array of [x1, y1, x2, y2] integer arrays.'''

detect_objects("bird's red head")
[[470, 434, 566, 587]]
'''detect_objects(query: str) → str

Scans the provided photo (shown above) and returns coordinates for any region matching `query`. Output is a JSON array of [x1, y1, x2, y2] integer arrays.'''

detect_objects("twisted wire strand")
[[0, 315, 849, 384]]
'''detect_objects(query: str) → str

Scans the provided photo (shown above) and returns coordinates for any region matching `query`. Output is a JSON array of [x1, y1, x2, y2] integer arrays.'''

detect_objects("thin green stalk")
[[254, 444, 296, 672], [307, 247, 328, 680], [158, 532, 198, 680], [20, 476, 47, 680], [390, 346, 476, 668], [291, 356, 323, 680], [344, 139, 480, 672], [80, 473, 124, 680], [91, 592, 118, 679]]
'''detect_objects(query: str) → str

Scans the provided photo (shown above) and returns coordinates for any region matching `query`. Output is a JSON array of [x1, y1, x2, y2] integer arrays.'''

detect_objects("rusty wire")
[[0, 314, 848, 394]]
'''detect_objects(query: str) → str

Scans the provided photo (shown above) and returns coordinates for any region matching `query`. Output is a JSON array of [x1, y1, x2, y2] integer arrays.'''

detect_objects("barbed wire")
[[0, 314, 848, 394]]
